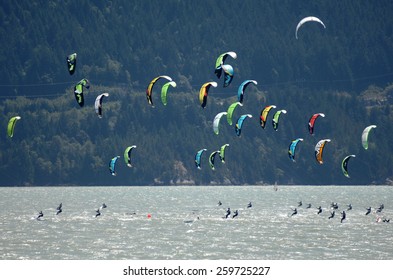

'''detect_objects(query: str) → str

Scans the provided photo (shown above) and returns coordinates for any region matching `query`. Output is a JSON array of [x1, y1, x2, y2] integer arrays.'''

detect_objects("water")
[[1, 185, 392, 260]]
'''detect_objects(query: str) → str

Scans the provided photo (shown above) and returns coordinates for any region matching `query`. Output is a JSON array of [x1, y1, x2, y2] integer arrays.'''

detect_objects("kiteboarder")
[[306, 203, 312, 209], [298, 201, 302, 207], [347, 204, 352, 210], [317, 206, 322, 215], [331, 202, 339, 210], [291, 208, 298, 217], [36, 211, 44, 220], [225, 208, 231, 219], [328, 211, 335, 219], [218, 201, 222, 206], [341, 211, 346, 223], [376, 204, 384, 213], [247, 202, 252, 208], [101, 203, 107, 209], [365, 207, 371, 215], [232, 210, 239, 218], [95, 209, 101, 218], [56, 203, 62, 215]]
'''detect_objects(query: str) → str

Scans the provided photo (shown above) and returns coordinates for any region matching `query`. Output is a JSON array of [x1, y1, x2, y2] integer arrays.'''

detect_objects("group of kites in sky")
[[4, 16, 377, 179], [68, 53, 137, 176], [70, 54, 138, 175], [192, 17, 377, 178]]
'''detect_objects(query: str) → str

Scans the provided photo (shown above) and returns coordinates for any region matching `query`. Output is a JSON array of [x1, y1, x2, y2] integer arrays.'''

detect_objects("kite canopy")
[[160, 81, 177, 106], [213, 112, 228, 135], [272, 109, 287, 131], [288, 138, 303, 162], [124, 146, 137, 167], [342, 155, 356, 178], [361, 125, 377, 150], [94, 93, 109, 118], [237, 80, 257, 104], [260, 105, 276, 129], [146, 75, 172, 107], [199, 82, 217, 108], [308, 113, 325, 135], [221, 64, 234, 87], [235, 114, 252, 136], [67, 53, 77, 75], [195, 149, 207, 169], [7, 116, 21, 138], [314, 139, 331, 164], [209, 150, 220, 170], [227, 102, 242, 125], [214, 51, 237, 78], [295, 16, 326, 39], [219, 144, 229, 163], [74, 78, 90, 107], [109, 156, 120, 176]]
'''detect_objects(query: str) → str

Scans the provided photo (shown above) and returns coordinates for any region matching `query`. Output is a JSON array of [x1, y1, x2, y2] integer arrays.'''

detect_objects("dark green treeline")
[[1, 84, 393, 186]]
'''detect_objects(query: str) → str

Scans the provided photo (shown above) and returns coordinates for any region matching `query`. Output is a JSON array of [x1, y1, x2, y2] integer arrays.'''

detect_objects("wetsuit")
[[37, 211, 44, 220], [341, 211, 346, 223], [225, 208, 231, 219], [56, 203, 62, 215]]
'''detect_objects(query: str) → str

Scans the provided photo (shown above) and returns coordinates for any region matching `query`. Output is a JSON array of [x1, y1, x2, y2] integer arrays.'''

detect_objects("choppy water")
[[1, 185, 392, 260]]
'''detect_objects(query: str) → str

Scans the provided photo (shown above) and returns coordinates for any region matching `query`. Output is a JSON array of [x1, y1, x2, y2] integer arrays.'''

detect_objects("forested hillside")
[[1, 1, 393, 186]]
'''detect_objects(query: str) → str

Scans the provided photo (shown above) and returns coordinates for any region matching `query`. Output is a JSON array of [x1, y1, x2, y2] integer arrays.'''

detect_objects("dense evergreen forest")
[[1, 0, 393, 186]]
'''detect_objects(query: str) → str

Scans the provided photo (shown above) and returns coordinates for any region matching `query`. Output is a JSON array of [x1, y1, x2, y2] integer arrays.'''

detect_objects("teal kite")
[[288, 138, 303, 162], [109, 156, 120, 176], [237, 80, 257, 104], [195, 149, 207, 169], [235, 114, 252, 136]]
